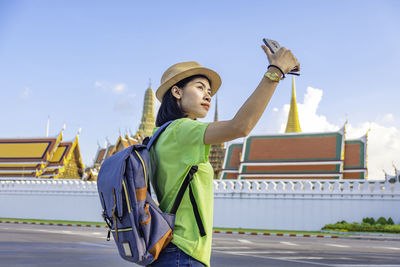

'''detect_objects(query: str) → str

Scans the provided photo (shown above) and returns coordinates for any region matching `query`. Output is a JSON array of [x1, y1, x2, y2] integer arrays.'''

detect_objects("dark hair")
[[156, 75, 210, 126]]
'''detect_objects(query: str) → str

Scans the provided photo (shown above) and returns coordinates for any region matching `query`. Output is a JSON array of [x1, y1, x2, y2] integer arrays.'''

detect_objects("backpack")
[[97, 121, 206, 265]]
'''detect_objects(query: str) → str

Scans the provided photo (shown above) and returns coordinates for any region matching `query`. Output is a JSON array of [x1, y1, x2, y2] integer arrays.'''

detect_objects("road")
[[1, 223, 400, 266]]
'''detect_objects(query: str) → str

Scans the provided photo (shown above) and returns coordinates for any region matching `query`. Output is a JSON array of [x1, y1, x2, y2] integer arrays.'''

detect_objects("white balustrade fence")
[[213, 180, 400, 230], [1, 179, 399, 230]]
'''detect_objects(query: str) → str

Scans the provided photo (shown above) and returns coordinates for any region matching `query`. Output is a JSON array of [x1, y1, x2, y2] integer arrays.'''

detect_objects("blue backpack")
[[97, 121, 205, 265]]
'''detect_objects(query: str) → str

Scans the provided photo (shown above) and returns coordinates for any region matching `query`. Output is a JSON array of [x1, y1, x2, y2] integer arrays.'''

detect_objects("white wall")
[[0, 179, 103, 222], [213, 180, 400, 230], [1, 179, 399, 230]]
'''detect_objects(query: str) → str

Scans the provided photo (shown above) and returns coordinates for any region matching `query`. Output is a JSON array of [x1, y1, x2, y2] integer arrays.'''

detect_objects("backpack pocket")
[[138, 199, 175, 261], [111, 222, 144, 262]]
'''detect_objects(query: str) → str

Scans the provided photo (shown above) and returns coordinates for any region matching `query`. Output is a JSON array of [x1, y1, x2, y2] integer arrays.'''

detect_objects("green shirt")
[[150, 118, 214, 266]]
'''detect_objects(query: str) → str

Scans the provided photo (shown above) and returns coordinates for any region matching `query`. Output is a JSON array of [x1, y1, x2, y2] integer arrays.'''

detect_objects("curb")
[[8, 220, 397, 240], [0, 220, 105, 228], [1, 220, 338, 238], [212, 230, 339, 239]]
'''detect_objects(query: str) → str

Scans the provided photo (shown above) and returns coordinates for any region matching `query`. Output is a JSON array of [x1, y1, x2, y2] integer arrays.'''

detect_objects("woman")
[[149, 45, 299, 266]]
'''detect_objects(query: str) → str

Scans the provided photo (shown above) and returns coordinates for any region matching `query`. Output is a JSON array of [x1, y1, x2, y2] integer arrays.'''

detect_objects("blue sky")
[[0, 1, 399, 178]]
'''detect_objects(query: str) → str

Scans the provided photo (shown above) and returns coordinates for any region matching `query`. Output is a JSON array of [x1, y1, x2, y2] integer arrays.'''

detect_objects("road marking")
[[213, 246, 251, 250], [280, 241, 298, 246], [1, 226, 106, 239], [77, 242, 113, 248], [228, 251, 296, 254], [237, 239, 253, 244], [221, 252, 335, 266], [333, 265, 400, 267], [325, 243, 350, 248], [276, 257, 324, 260], [383, 247, 400, 250]]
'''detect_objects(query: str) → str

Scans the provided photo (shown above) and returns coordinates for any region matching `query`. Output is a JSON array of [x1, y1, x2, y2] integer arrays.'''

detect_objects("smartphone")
[[262, 38, 300, 76], [263, 38, 281, 54]]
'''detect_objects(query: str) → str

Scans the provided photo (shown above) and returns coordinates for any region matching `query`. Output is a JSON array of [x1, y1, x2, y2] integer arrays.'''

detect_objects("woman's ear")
[[171, 86, 182, 100]]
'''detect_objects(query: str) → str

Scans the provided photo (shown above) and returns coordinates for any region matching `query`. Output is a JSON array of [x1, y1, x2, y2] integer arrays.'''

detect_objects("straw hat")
[[156, 61, 221, 102]]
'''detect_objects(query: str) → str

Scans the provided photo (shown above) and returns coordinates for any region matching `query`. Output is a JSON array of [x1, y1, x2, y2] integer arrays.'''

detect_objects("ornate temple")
[[208, 96, 226, 179], [0, 128, 84, 179], [220, 77, 368, 180], [84, 84, 156, 180]]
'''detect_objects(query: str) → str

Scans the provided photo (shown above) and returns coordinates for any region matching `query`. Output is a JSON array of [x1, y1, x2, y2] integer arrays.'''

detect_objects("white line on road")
[[1, 226, 106, 239], [77, 242, 114, 248], [276, 257, 324, 260], [333, 265, 400, 267], [383, 247, 400, 250], [237, 239, 253, 244], [221, 252, 336, 266], [280, 241, 299, 246], [325, 243, 350, 248], [225, 251, 296, 254], [213, 246, 251, 250]]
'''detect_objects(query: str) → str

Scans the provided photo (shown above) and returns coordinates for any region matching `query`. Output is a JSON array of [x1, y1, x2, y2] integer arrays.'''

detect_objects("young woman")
[[149, 45, 299, 267]]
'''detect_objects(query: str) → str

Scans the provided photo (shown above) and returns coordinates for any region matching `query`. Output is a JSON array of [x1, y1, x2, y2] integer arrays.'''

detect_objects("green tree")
[[376, 217, 387, 225]]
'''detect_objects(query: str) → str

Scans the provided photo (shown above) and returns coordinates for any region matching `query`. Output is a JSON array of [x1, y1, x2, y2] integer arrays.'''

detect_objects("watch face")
[[266, 72, 280, 82]]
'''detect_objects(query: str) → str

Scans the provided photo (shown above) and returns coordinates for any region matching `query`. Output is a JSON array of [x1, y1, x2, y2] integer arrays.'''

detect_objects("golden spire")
[[285, 76, 301, 133], [138, 82, 155, 137]]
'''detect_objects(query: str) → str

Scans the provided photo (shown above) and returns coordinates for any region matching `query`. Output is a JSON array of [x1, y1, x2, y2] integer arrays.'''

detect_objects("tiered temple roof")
[[0, 129, 84, 179], [220, 77, 368, 180]]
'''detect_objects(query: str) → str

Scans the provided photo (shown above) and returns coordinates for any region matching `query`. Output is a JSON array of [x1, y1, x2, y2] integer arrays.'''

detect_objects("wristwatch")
[[264, 71, 281, 82]]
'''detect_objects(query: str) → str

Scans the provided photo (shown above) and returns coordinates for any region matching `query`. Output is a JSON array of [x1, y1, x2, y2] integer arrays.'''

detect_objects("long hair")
[[155, 75, 210, 127]]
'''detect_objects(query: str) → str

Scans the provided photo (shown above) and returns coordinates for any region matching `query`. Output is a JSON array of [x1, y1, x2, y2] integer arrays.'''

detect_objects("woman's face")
[[172, 77, 212, 119]]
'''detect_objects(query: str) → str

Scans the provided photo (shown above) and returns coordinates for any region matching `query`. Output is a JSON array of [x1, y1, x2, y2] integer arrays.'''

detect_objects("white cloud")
[[94, 81, 126, 94], [275, 86, 400, 180], [20, 87, 31, 99], [112, 83, 126, 93], [346, 121, 400, 179]]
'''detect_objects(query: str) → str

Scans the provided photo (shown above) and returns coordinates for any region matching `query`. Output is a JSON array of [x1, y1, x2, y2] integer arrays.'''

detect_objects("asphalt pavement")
[[1, 223, 400, 267]]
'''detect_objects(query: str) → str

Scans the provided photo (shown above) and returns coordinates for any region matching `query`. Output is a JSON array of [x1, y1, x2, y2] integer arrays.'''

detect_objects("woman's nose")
[[204, 94, 211, 102]]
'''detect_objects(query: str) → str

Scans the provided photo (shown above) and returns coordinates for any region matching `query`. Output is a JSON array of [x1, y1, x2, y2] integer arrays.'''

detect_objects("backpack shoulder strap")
[[146, 120, 173, 149], [170, 166, 206, 237]]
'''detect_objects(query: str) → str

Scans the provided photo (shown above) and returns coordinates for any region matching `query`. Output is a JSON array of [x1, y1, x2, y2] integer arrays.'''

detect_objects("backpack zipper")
[[122, 180, 132, 213], [134, 150, 148, 188], [111, 227, 133, 232]]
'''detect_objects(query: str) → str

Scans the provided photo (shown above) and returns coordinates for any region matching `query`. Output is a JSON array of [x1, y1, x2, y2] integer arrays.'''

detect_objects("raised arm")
[[204, 45, 300, 145]]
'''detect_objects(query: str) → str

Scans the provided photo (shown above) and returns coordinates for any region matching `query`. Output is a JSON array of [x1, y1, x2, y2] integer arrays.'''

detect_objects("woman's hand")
[[262, 45, 300, 75], [204, 45, 300, 145]]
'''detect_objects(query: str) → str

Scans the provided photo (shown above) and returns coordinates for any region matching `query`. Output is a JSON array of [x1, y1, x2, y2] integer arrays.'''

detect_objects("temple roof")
[[0, 131, 63, 164], [0, 130, 84, 179], [219, 126, 370, 180], [242, 128, 345, 163]]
